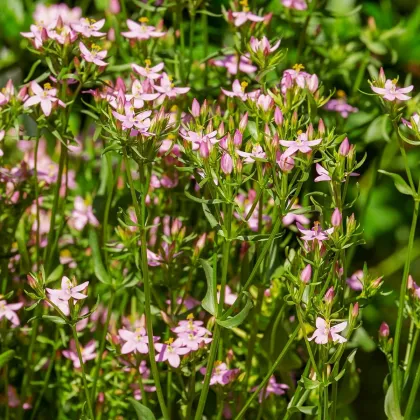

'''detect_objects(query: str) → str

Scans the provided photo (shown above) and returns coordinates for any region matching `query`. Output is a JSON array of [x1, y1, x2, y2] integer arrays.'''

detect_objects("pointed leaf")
[[200, 259, 216, 316], [217, 294, 253, 329], [129, 398, 156, 420], [378, 170, 414, 196]]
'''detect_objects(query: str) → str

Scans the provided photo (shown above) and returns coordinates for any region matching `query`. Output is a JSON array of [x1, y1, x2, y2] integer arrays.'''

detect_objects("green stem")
[[123, 150, 169, 420], [91, 291, 115, 405], [404, 359, 420, 419], [34, 133, 41, 269], [404, 327, 420, 385], [234, 325, 300, 420], [185, 360, 196, 419], [331, 380, 338, 420], [71, 325, 95, 420], [392, 180, 420, 410]]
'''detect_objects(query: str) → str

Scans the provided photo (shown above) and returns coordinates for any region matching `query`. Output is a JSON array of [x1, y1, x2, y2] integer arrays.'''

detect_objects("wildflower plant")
[[0, 0, 419, 419]]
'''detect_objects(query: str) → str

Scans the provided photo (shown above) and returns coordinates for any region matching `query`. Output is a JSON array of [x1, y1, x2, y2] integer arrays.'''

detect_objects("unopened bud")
[[300, 264, 312, 283], [331, 208, 342, 227], [191, 98, 200, 117], [339, 137, 350, 156], [221, 153, 233, 175], [233, 129, 242, 147], [277, 152, 294, 172], [324, 287, 334, 303], [372, 276, 383, 289], [109, 0, 121, 13], [352, 302, 359, 318], [378, 67, 386, 85], [379, 322, 389, 338], [218, 122, 225, 137], [274, 107, 283, 126], [318, 119, 325, 136], [199, 142, 209, 158], [239, 112, 248, 132]]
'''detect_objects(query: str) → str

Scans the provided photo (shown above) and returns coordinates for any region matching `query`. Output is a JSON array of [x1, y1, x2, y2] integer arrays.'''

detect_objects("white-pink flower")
[[79, 42, 108, 67], [279, 132, 322, 157], [298, 222, 333, 242], [63, 340, 97, 368], [125, 80, 159, 108], [371, 79, 413, 101], [24, 81, 65, 117], [46, 276, 89, 302], [309, 317, 347, 345], [237, 145, 266, 163], [118, 327, 151, 354], [155, 339, 190, 368], [112, 104, 152, 132], [154, 73, 190, 99], [222, 80, 249, 101], [131, 62, 164, 80], [122, 19, 166, 40], [250, 36, 281, 55], [0, 300, 23, 326], [70, 196, 99, 231], [231, 11, 265, 27], [282, 0, 308, 10], [314, 163, 331, 182], [72, 18, 106, 37]]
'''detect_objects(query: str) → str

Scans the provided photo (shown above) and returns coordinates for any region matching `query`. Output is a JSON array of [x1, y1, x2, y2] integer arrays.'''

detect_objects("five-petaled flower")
[[79, 42, 108, 66], [63, 340, 97, 368], [371, 79, 413, 101], [122, 18, 166, 40], [46, 276, 89, 302], [24, 81, 65, 117], [72, 18, 106, 37], [298, 221, 334, 242], [155, 338, 190, 368], [118, 327, 152, 354], [0, 300, 23, 326], [309, 317, 347, 344], [280, 131, 322, 157]]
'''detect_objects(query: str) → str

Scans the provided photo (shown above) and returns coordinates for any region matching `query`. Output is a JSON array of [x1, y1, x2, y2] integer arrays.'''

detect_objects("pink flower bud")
[[219, 135, 228, 150], [300, 264, 312, 283], [307, 124, 314, 139], [236, 158, 243, 173], [218, 122, 225, 137], [307, 74, 319, 93], [318, 119, 325, 136], [277, 152, 294, 172], [379, 322, 389, 338], [339, 137, 350, 156], [372, 276, 383, 289], [273, 133, 279, 148], [107, 28, 115, 41], [109, 0, 121, 13], [408, 274, 414, 289], [233, 129, 242, 147], [352, 302, 359, 318], [274, 107, 283, 126], [221, 153, 233, 175], [331, 208, 342, 227], [191, 98, 200, 117], [239, 113, 248, 132], [324, 287, 334, 303], [199, 142, 209, 158], [378, 67, 386, 85]]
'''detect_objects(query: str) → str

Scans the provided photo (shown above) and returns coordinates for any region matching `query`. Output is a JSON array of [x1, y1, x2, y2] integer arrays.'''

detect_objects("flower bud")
[[239, 112, 248, 132], [408, 274, 414, 290], [372, 276, 383, 289], [199, 142, 209, 158], [339, 137, 350, 156], [274, 107, 283, 126], [352, 302, 359, 318], [233, 129, 242, 147], [331, 208, 342, 227], [218, 122, 225, 138], [346, 213, 356, 233], [236, 158, 243, 174], [221, 153, 233, 175], [307, 74, 319, 93], [277, 152, 294, 172], [109, 0, 121, 13], [317, 119, 325, 137], [324, 287, 334, 303], [300, 264, 312, 283], [219, 135, 228, 150], [307, 124, 314, 140], [379, 322, 389, 338], [378, 67, 386, 85], [191, 98, 200, 117]]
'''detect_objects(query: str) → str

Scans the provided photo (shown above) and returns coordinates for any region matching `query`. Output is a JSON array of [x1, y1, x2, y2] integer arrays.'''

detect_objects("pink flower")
[[331, 208, 342, 227], [371, 79, 413, 101], [309, 317, 347, 344], [252, 376, 289, 402], [79, 42, 108, 66], [298, 222, 333, 242], [221, 153, 233, 175], [118, 327, 151, 354], [46, 276, 89, 302], [212, 55, 257, 75], [63, 340, 97, 368], [131, 61, 164, 80], [231, 11, 265, 27], [180, 129, 218, 151], [300, 264, 312, 283], [281, 0, 308, 10], [237, 145, 266, 163], [282, 202, 310, 226], [379, 322, 390, 338], [0, 80, 15, 106], [346, 270, 363, 291], [324, 99, 358, 118], [0, 300, 23, 326], [155, 339, 190, 368], [256, 94, 274, 111], [200, 362, 239, 385], [70, 196, 99, 231], [281, 67, 318, 94], [279, 132, 322, 157], [33, 4, 82, 26], [154, 73, 190, 99], [122, 19, 166, 40], [72, 18, 106, 37], [277, 152, 295, 172], [21, 25, 48, 49], [217, 285, 238, 306], [177, 329, 212, 351], [402, 113, 420, 130], [112, 104, 152, 132], [250, 36, 281, 55], [125, 80, 159, 108], [24, 81, 65, 117], [222, 80, 250, 101], [314, 164, 331, 182]]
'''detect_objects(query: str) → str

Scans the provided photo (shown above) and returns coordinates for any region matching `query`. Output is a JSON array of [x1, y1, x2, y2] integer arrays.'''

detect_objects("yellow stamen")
[[392, 78, 398, 84], [292, 63, 305, 72], [215, 360, 222, 366], [43, 83, 52, 90], [91, 43, 101, 51], [60, 249, 72, 257], [337, 90, 346, 98], [144, 59, 152, 68], [240, 81, 248, 92], [297, 130, 302, 135], [165, 338, 174, 345], [139, 17, 149, 24], [187, 313, 194, 320]]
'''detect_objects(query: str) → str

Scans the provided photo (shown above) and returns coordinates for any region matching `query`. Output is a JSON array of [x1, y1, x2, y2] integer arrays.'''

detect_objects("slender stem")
[[404, 359, 420, 419], [91, 292, 115, 404], [392, 181, 420, 410], [4, 363, 9, 420], [123, 149, 169, 419], [331, 380, 338, 420], [234, 325, 300, 420], [185, 360, 196, 419], [71, 326, 95, 420], [194, 205, 233, 420], [34, 133, 41, 269], [404, 327, 420, 385], [138, 371, 148, 406]]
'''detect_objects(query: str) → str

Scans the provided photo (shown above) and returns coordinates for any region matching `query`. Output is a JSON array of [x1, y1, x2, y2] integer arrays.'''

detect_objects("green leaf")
[[42, 315, 67, 325], [0, 350, 15, 369], [24, 59, 42, 83], [16, 217, 30, 272], [378, 170, 414, 196], [202, 203, 221, 231], [384, 382, 403, 419], [217, 294, 253, 329], [89, 229, 112, 285], [200, 259, 216, 316], [129, 398, 156, 420], [46, 265, 63, 284], [300, 376, 321, 390]]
